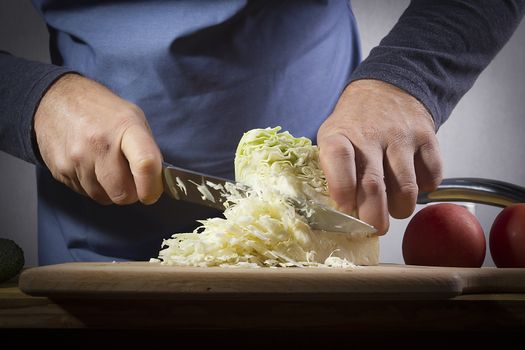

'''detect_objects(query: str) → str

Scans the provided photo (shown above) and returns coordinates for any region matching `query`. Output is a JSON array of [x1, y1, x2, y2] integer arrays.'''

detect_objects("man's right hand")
[[34, 74, 163, 205]]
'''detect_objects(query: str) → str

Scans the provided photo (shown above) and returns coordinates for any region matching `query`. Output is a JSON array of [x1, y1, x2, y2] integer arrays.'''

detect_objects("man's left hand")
[[317, 79, 443, 235]]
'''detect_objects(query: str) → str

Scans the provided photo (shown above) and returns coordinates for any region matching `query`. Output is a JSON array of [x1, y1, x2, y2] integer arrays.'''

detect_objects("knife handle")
[[417, 178, 525, 208]]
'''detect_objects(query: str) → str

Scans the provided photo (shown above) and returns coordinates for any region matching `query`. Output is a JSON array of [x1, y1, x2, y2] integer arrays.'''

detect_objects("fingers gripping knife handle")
[[417, 178, 525, 208]]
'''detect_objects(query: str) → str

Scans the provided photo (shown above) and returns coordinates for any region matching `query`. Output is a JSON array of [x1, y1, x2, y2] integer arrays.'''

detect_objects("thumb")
[[120, 123, 163, 204]]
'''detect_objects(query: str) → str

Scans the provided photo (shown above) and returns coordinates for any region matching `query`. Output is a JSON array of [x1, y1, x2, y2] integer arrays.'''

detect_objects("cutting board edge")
[[17, 262, 473, 299]]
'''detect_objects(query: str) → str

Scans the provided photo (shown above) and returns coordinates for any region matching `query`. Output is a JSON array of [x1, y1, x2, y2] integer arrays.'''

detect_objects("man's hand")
[[34, 74, 163, 205], [317, 79, 443, 235]]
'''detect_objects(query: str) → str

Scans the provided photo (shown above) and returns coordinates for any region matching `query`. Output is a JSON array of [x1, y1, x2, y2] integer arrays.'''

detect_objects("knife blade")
[[162, 162, 377, 236]]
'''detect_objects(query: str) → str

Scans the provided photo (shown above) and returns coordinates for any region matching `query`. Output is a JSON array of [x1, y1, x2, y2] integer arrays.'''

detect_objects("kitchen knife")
[[162, 162, 378, 235]]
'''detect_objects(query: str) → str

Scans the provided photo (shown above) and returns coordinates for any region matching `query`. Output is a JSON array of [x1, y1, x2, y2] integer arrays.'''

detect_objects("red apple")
[[489, 204, 525, 268], [402, 203, 486, 267]]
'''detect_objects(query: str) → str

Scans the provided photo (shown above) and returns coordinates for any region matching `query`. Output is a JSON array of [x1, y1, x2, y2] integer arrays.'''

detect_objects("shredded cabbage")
[[235, 127, 332, 206], [154, 127, 376, 268]]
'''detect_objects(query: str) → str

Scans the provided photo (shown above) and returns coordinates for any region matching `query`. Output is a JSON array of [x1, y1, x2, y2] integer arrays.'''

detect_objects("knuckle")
[[396, 181, 419, 199], [330, 181, 355, 196], [52, 158, 71, 176], [133, 156, 159, 176], [421, 171, 443, 192], [431, 171, 444, 188], [96, 170, 138, 205], [320, 133, 354, 160], [416, 131, 443, 192], [124, 102, 144, 117], [116, 104, 145, 126], [430, 168, 443, 186], [82, 182, 111, 205], [68, 146, 85, 166], [55, 173, 74, 189], [418, 131, 439, 151], [359, 173, 385, 195], [111, 190, 138, 205]]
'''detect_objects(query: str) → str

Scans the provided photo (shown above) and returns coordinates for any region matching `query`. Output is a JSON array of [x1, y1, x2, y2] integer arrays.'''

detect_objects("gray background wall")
[[1, 0, 524, 267]]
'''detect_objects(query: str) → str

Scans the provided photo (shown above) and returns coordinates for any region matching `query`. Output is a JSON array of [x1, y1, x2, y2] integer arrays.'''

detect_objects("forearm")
[[350, 0, 525, 129], [0, 51, 74, 164]]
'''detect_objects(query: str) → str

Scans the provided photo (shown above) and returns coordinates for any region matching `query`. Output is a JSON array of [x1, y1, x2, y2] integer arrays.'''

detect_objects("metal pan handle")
[[417, 178, 525, 208]]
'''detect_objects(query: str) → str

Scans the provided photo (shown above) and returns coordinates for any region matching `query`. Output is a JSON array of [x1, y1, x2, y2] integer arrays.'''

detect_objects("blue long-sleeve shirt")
[[0, 0, 523, 264]]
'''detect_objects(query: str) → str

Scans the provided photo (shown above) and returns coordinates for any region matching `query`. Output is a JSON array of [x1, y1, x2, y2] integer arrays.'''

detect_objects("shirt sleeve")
[[350, 0, 525, 130], [0, 51, 74, 164]]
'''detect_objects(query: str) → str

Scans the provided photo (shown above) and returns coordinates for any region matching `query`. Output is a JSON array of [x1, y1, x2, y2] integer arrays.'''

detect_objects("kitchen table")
[[1, 263, 525, 345]]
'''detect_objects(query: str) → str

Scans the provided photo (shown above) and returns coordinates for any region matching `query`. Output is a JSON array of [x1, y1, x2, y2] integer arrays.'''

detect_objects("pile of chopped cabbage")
[[153, 127, 376, 268]]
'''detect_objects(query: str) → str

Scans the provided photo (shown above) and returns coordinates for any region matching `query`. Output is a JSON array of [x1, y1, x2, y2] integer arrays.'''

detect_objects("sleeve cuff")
[[22, 68, 75, 165], [0, 52, 76, 165]]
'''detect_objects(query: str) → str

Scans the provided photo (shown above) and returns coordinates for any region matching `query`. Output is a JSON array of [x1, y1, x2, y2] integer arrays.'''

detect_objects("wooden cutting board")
[[18, 262, 525, 300]]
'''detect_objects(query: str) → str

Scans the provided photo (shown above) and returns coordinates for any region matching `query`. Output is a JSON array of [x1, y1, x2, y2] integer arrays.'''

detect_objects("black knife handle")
[[417, 178, 525, 208]]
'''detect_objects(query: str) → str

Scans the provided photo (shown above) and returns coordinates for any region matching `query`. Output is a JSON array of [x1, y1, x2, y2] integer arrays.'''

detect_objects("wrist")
[[33, 73, 81, 166]]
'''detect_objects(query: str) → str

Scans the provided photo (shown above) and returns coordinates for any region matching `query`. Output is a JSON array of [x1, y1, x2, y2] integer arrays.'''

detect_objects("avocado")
[[0, 238, 25, 283]]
